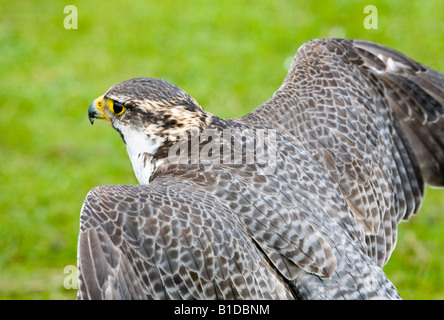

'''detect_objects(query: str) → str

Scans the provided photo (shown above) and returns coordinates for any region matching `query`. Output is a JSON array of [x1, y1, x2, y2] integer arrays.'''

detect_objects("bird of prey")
[[77, 38, 444, 300]]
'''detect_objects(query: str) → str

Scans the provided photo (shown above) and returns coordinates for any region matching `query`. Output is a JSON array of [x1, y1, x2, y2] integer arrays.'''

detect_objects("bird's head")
[[88, 77, 210, 184], [89, 77, 208, 142]]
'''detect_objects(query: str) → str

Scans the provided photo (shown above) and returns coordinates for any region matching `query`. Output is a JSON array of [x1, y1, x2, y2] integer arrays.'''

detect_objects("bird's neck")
[[121, 127, 165, 185], [128, 149, 163, 185], [126, 115, 228, 185]]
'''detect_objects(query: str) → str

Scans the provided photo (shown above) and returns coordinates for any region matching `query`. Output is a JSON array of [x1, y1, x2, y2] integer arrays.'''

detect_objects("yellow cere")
[[95, 95, 105, 112], [92, 94, 112, 124]]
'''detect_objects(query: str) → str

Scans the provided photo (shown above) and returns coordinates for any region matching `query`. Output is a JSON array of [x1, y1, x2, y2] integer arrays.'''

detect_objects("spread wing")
[[250, 38, 444, 266], [77, 178, 295, 300]]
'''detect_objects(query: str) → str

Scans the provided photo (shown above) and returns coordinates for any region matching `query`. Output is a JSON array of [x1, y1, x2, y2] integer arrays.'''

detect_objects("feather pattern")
[[78, 38, 444, 299]]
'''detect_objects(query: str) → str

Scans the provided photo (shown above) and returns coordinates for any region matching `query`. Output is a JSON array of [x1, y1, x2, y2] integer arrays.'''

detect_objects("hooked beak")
[[88, 95, 107, 124]]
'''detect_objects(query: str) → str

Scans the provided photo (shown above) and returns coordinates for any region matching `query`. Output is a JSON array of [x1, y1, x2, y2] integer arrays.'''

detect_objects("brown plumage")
[[78, 38, 444, 299]]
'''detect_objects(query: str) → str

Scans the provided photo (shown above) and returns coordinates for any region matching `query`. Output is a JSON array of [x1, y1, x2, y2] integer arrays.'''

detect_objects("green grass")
[[0, 0, 443, 299]]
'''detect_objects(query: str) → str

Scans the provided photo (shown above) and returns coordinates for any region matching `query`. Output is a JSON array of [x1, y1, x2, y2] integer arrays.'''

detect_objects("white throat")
[[115, 124, 163, 185], [128, 151, 162, 185]]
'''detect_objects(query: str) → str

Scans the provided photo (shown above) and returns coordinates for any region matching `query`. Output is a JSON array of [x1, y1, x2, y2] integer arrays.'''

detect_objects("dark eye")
[[113, 101, 125, 115]]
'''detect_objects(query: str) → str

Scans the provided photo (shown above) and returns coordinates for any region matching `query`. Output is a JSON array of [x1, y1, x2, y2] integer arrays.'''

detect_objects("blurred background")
[[1, 0, 443, 299]]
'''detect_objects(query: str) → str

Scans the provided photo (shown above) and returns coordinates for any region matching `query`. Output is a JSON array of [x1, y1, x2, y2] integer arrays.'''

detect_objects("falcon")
[[77, 38, 444, 299]]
